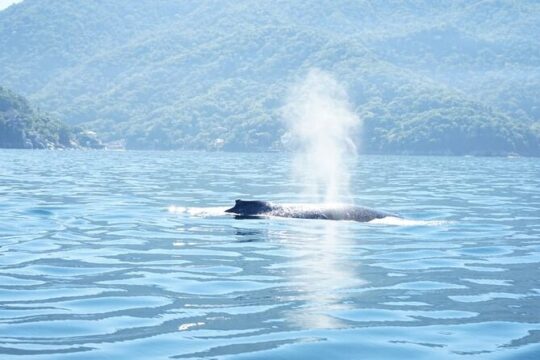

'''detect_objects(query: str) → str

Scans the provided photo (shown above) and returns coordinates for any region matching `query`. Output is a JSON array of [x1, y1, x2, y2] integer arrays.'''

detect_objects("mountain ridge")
[[0, 0, 538, 155]]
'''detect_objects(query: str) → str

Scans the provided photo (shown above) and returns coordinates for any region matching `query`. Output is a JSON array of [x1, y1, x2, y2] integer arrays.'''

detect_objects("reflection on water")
[[283, 222, 365, 330], [0, 150, 539, 359]]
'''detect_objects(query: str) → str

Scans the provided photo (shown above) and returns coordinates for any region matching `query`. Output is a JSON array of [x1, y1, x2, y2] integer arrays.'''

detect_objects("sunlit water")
[[1, 150, 539, 359]]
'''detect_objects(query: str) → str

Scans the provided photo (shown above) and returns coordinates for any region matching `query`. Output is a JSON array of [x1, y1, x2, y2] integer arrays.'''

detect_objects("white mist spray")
[[281, 68, 360, 204]]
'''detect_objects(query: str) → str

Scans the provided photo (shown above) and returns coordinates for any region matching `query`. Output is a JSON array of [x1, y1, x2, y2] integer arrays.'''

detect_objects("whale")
[[225, 199, 394, 222]]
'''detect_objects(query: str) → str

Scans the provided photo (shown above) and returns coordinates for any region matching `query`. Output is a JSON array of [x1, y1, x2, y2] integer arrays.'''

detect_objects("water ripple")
[[0, 151, 539, 359]]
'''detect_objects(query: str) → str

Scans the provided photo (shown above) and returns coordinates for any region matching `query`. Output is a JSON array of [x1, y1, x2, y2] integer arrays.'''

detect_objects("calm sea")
[[0, 150, 539, 359]]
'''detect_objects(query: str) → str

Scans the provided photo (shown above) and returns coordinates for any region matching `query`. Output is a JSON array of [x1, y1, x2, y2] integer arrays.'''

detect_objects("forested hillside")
[[0, 0, 538, 155], [0, 86, 102, 149]]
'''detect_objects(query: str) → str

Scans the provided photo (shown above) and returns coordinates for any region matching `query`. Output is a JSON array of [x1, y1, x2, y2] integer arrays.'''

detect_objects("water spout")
[[281, 68, 360, 204]]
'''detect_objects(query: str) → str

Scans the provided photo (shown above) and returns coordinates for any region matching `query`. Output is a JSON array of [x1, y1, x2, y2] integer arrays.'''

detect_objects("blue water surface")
[[0, 150, 539, 359]]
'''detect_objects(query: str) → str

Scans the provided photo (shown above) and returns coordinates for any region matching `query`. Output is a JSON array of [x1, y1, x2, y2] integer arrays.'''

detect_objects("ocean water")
[[0, 150, 539, 359]]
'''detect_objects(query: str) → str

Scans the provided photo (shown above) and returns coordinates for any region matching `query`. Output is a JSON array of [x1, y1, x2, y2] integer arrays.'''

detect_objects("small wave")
[[178, 322, 205, 331], [370, 216, 448, 226]]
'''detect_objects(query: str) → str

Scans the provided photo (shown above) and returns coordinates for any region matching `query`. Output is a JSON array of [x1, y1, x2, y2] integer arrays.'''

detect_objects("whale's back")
[[273, 204, 390, 222], [225, 200, 393, 222], [225, 199, 273, 215]]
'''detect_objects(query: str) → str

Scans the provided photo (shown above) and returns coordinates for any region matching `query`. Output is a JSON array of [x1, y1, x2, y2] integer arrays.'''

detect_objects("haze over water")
[[1, 150, 539, 359]]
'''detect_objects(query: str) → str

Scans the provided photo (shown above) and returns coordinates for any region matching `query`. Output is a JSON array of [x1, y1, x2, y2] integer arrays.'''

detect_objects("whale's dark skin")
[[225, 199, 394, 222]]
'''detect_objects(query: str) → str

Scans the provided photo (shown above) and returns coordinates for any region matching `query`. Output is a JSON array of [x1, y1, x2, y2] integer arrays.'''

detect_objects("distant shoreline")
[[1, 147, 537, 159]]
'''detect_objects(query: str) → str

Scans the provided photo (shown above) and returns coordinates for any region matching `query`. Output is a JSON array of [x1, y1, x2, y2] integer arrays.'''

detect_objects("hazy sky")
[[0, 0, 22, 11]]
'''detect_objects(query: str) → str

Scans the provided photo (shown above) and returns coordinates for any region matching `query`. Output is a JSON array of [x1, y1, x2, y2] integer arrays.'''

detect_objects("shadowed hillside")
[[0, 86, 102, 149]]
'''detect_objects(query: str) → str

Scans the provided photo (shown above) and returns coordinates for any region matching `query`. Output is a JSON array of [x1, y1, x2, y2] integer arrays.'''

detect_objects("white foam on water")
[[369, 216, 449, 227], [168, 205, 229, 217]]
